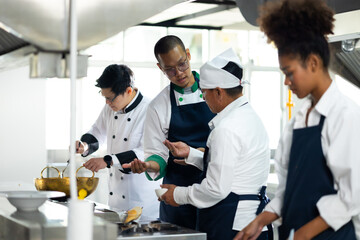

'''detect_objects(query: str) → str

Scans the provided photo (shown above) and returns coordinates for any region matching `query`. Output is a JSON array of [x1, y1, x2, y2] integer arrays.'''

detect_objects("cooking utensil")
[[62, 141, 81, 177], [124, 206, 142, 224], [34, 166, 99, 198], [62, 159, 70, 178]]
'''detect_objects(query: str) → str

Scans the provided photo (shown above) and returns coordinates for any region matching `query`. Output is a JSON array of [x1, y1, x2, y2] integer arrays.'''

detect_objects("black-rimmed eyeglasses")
[[162, 56, 189, 78], [100, 91, 119, 103]]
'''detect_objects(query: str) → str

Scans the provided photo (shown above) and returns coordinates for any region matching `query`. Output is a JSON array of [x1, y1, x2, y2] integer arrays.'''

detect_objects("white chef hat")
[[200, 48, 245, 89]]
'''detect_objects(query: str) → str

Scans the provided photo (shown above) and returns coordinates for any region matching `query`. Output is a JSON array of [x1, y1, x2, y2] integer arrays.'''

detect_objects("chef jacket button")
[[124, 138, 127, 141], [110, 173, 113, 177], [121, 177, 124, 180], [110, 192, 113, 195], [122, 195, 125, 199], [113, 135, 116, 139], [127, 118, 131, 122], [114, 116, 118, 120]]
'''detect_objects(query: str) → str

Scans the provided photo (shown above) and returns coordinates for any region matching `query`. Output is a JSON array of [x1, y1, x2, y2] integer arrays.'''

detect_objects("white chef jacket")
[[86, 90, 160, 219], [264, 81, 360, 238], [144, 80, 206, 180], [174, 95, 270, 231]]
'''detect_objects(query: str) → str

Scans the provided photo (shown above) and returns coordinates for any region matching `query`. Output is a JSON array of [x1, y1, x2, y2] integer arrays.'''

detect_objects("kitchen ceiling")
[[0, 0, 252, 56], [140, 0, 253, 30], [3, 0, 358, 56], [0, 0, 359, 88]]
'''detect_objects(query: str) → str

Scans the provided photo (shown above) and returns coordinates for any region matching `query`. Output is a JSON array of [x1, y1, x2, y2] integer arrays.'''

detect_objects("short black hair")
[[95, 64, 133, 95], [224, 85, 243, 98], [154, 35, 186, 61], [221, 61, 243, 97]]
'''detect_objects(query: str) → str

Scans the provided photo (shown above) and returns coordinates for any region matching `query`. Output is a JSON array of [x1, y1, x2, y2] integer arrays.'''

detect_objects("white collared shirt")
[[174, 96, 270, 231], [265, 81, 360, 238]]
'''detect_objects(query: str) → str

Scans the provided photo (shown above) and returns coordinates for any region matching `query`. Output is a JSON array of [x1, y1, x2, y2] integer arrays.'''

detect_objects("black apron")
[[279, 115, 356, 240], [198, 183, 272, 240], [160, 78, 215, 230]]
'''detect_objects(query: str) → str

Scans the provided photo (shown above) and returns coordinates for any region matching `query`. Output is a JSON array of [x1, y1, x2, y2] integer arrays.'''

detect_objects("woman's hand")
[[293, 216, 329, 240]]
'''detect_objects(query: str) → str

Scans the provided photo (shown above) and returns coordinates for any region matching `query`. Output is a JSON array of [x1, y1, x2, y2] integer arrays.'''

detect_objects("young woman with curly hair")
[[234, 0, 360, 239]]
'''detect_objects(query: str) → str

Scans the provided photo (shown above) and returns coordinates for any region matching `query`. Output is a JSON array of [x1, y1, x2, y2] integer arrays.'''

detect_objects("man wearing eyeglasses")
[[122, 35, 215, 229], [75, 64, 159, 219]]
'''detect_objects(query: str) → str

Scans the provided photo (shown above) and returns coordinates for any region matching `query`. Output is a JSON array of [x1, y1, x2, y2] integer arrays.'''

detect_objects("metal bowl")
[[34, 166, 99, 198], [0, 190, 65, 211]]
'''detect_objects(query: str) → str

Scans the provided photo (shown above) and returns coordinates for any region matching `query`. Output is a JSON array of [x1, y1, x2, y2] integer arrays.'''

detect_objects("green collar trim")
[[145, 155, 167, 181], [173, 84, 185, 94], [191, 80, 199, 92], [173, 71, 199, 94]]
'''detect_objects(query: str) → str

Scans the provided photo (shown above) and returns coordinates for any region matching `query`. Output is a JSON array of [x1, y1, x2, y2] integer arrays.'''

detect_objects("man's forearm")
[[146, 160, 160, 172], [258, 211, 279, 226]]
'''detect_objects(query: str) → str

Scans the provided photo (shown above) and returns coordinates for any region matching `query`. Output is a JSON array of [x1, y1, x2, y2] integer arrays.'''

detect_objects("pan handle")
[[76, 166, 95, 179], [40, 166, 61, 178]]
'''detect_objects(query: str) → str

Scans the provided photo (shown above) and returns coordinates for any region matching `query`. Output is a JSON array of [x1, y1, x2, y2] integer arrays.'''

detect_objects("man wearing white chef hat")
[[160, 48, 273, 240]]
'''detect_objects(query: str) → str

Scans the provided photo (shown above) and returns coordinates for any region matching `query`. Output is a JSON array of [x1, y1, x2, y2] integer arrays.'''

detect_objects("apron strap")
[[236, 186, 269, 214], [200, 147, 210, 180], [319, 115, 326, 130], [169, 83, 177, 108], [237, 186, 273, 240]]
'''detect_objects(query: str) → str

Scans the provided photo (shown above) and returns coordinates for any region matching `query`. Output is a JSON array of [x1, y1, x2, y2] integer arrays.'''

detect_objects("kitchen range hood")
[[234, 0, 360, 89], [0, 0, 184, 77], [329, 35, 360, 88], [328, 9, 360, 89]]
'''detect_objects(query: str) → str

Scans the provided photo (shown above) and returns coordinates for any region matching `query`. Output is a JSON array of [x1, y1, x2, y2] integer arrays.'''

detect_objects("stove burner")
[[117, 220, 180, 235]]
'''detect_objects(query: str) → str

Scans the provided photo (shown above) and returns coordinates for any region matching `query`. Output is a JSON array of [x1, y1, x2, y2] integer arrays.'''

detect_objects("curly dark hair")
[[257, 0, 335, 68]]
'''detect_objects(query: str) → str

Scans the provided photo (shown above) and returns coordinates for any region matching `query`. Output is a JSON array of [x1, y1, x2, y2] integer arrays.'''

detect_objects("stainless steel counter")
[[93, 207, 206, 240], [93, 203, 206, 240], [0, 197, 117, 240], [0, 196, 206, 240]]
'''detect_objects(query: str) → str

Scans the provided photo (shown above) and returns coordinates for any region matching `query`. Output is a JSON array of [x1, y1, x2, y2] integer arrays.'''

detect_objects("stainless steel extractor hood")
[[234, 0, 360, 89], [0, 0, 184, 77], [329, 35, 360, 88], [0, 0, 184, 51], [329, 9, 360, 88]]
